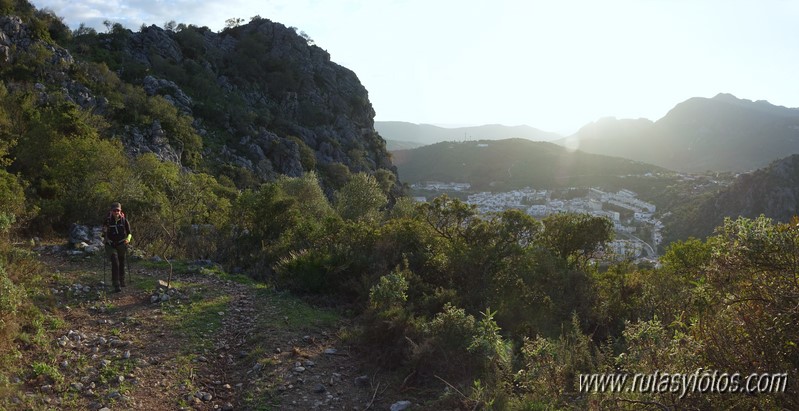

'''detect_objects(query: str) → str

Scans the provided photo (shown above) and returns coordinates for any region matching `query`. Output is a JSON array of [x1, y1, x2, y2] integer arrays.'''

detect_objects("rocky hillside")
[[558, 94, 799, 173], [665, 154, 799, 240], [1, 3, 396, 192]]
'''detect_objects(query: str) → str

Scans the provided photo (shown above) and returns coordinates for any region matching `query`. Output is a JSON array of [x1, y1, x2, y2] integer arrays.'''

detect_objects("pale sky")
[[29, 0, 799, 134]]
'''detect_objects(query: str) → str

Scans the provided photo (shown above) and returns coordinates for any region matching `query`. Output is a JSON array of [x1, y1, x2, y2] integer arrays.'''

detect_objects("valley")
[[412, 183, 663, 261], [398, 139, 741, 251]]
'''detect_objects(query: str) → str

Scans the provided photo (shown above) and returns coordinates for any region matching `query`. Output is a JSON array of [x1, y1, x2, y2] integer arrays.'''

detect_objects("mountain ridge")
[[376, 121, 561, 147], [559, 93, 799, 172], [381, 94, 799, 173], [394, 138, 666, 191]]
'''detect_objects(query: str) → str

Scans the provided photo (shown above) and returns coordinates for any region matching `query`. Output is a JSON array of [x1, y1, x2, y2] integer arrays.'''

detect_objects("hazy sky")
[[29, 0, 799, 134]]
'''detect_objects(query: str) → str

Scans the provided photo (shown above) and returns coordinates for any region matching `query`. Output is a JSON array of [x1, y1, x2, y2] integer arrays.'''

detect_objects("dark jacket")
[[103, 214, 131, 245]]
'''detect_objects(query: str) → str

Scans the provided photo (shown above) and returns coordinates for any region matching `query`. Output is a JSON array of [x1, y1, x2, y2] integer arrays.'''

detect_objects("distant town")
[[411, 182, 663, 264]]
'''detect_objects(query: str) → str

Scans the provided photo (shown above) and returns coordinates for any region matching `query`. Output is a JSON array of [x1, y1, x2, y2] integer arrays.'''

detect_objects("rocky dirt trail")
[[10, 250, 419, 410]]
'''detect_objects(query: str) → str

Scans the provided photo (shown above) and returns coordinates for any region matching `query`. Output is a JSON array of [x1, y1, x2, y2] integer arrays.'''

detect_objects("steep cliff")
[[1, 5, 396, 192]]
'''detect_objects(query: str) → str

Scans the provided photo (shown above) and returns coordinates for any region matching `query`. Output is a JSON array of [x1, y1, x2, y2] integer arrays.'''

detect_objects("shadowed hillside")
[[394, 138, 665, 191], [665, 154, 799, 240]]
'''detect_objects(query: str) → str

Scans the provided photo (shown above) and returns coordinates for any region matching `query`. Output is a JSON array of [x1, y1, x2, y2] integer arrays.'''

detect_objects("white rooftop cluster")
[[463, 186, 664, 260], [411, 181, 471, 191]]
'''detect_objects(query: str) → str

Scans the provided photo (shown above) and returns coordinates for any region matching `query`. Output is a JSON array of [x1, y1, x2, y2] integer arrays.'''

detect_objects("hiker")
[[102, 202, 132, 293]]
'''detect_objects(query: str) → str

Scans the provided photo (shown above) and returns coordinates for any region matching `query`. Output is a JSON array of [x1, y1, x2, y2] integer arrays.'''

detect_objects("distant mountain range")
[[560, 94, 799, 173], [393, 138, 664, 191], [382, 94, 799, 174], [376, 122, 561, 148]]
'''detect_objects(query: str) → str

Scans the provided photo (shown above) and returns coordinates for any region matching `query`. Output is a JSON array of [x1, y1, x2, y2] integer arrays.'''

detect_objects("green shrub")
[[275, 172, 334, 221], [515, 314, 599, 405], [127, 154, 234, 259], [0, 171, 26, 226], [0, 213, 14, 234], [357, 302, 419, 369], [321, 162, 351, 191], [421, 304, 481, 371], [30, 361, 63, 385], [274, 249, 340, 294], [0, 265, 25, 343], [691, 216, 799, 409], [335, 172, 388, 222], [369, 268, 409, 311]]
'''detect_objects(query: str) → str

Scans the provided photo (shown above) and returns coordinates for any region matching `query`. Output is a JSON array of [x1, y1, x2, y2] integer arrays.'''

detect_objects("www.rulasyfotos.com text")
[[578, 369, 788, 398]]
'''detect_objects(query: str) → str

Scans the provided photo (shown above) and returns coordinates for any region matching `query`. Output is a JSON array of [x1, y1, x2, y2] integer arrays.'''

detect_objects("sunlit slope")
[[394, 138, 665, 190], [559, 94, 799, 173], [376, 121, 561, 146]]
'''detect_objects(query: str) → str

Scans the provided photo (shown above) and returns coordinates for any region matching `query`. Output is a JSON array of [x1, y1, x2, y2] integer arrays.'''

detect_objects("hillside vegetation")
[[394, 139, 665, 191], [4, 190, 799, 409], [664, 154, 799, 241], [1, 2, 798, 410], [2, 0, 397, 204]]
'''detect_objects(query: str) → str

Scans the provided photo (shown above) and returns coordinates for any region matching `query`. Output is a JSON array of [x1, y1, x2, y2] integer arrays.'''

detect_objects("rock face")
[[0, 11, 397, 190], [142, 76, 193, 115], [133, 20, 396, 183]]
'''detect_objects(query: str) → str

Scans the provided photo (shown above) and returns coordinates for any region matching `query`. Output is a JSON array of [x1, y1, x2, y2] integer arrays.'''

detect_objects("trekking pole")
[[127, 245, 132, 286], [103, 253, 107, 292]]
